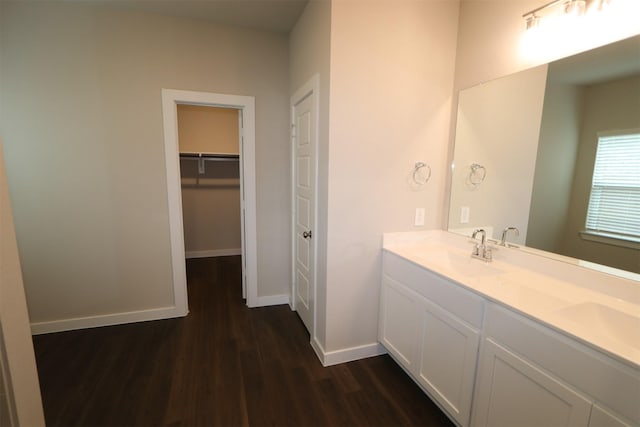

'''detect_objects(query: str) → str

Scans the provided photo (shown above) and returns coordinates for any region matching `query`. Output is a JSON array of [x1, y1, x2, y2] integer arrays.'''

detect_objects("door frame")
[[161, 89, 258, 309], [290, 75, 320, 335]]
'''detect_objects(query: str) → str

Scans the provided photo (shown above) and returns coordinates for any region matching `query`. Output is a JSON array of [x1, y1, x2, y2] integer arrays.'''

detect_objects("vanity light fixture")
[[523, 0, 591, 29], [525, 14, 541, 30], [564, 0, 587, 16], [594, 0, 613, 11]]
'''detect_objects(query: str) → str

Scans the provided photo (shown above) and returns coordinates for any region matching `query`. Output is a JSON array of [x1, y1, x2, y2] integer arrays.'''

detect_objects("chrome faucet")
[[499, 226, 520, 247], [471, 228, 492, 262]]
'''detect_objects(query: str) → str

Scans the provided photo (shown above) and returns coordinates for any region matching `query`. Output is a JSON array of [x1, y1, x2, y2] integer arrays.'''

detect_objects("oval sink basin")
[[555, 302, 640, 349]]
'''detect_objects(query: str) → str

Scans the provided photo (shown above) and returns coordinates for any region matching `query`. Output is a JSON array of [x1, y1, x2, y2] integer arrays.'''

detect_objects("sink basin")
[[414, 248, 505, 278], [555, 302, 640, 349]]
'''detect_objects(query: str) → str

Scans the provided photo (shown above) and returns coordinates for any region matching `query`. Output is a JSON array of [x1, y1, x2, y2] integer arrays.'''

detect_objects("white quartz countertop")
[[383, 230, 640, 368]]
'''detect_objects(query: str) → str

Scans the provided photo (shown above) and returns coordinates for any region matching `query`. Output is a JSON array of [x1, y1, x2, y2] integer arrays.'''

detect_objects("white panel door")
[[472, 338, 592, 427], [292, 89, 316, 334]]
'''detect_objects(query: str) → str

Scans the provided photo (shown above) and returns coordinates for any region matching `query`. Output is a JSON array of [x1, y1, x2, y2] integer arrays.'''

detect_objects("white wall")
[[0, 137, 45, 426], [454, 0, 640, 90], [324, 0, 460, 355], [0, 2, 290, 330], [289, 0, 332, 348]]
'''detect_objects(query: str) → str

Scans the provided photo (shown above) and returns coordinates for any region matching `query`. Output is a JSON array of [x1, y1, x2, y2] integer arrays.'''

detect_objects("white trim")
[[311, 339, 388, 367], [30, 306, 184, 335], [290, 74, 320, 337], [161, 89, 259, 309], [255, 294, 290, 307], [185, 248, 242, 259], [579, 230, 640, 250]]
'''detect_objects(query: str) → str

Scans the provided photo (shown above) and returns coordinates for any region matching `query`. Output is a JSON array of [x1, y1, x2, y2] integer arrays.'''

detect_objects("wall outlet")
[[414, 208, 425, 226], [460, 206, 470, 224]]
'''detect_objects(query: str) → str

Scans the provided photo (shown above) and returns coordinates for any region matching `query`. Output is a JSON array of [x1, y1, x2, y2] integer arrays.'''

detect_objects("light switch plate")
[[415, 208, 425, 226], [461, 206, 470, 224]]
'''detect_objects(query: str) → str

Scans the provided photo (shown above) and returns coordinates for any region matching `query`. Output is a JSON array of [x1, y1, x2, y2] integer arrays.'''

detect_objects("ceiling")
[[90, 0, 310, 33]]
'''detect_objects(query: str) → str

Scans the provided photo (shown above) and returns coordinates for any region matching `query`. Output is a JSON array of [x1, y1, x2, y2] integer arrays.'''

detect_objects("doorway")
[[161, 89, 258, 309], [177, 105, 244, 291]]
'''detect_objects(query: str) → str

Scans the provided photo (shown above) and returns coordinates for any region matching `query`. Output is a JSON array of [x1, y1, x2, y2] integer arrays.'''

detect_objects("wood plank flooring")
[[33, 256, 454, 426]]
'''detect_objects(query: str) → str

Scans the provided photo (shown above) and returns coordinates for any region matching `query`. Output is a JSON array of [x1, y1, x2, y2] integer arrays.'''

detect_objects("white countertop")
[[383, 230, 640, 369]]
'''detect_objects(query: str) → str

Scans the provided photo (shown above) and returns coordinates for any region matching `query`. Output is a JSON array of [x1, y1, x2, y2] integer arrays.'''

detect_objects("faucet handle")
[[472, 243, 481, 256], [500, 226, 520, 246]]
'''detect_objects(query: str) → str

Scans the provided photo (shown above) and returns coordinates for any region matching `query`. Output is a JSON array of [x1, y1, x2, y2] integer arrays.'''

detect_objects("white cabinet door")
[[416, 299, 480, 427], [473, 338, 592, 427], [379, 276, 421, 370], [589, 404, 634, 427]]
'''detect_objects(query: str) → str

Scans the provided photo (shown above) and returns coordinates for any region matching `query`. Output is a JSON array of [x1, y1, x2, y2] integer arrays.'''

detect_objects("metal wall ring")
[[469, 163, 486, 186], [413, 162, 431, 185]]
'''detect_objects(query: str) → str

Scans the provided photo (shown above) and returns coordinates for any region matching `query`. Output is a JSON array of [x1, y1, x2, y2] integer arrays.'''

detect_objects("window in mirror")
[[584, 130, 640, 246]]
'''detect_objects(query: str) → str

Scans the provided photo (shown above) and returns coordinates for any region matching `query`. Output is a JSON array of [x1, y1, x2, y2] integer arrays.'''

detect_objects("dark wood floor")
[[33, 256, 454, 427]]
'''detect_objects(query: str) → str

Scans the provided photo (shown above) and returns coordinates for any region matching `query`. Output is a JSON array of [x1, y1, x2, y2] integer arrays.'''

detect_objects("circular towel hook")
[[413, 162, 431, 185], [469, 163, 486, 186]]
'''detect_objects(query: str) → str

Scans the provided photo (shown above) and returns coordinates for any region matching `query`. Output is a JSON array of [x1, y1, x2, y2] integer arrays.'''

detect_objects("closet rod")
[[179, 152, 239, 175], [179, 152, 239, 161]]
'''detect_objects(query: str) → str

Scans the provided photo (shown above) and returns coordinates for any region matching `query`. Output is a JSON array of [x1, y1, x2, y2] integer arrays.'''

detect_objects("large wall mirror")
[[448, 34, 640, 278]]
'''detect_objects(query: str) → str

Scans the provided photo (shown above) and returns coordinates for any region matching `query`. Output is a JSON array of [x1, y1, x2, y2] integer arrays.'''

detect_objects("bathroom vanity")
[[379, 230, 640, 427]]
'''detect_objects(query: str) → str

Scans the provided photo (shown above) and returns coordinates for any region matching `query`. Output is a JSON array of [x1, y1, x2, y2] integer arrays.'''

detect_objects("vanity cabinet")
[[473, 303, 638, 427], [380, 252, 484, 427], [379, 250, 639, 427]]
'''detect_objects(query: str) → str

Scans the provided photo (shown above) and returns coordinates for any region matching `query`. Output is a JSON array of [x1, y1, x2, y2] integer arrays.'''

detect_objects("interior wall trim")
[[255, 294, 290, 307], [311, 339, 388, 367], [30, 306, 186, 335]]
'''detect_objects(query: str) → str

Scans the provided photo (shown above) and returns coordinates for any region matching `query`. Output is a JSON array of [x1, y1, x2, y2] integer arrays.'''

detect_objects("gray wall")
[[527, 82, 582, 251], [0, 2, 290, 328]]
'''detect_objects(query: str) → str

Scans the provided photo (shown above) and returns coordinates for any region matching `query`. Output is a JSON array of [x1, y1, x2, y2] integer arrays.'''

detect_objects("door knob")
[[303, 230, 312, 239]]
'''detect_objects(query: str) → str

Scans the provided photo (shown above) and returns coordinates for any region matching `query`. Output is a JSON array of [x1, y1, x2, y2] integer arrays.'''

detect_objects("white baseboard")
[[185, 248, 241, 259], [253, 294, 290, 307], [30, 305, 188, 335], [311, 338, 387, 367]]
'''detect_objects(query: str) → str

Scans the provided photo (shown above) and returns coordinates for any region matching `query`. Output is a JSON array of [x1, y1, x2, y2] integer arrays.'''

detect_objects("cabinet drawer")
[[383, 251, 484, 328]]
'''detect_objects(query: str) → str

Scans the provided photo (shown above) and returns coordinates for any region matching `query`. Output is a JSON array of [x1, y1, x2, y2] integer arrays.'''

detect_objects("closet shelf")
[[179, 152, 239, 175]]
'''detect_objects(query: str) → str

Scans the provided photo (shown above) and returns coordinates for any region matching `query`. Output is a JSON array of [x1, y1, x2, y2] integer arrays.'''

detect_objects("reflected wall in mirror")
[[449, 35, 640, 277]]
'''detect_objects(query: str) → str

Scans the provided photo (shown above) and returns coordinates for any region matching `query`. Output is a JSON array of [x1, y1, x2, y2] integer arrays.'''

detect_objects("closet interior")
[[177, 105, 242, 260]]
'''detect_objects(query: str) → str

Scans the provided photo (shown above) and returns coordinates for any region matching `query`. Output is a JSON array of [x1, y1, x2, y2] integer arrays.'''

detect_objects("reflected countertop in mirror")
[[448, 34, 640, 279]]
